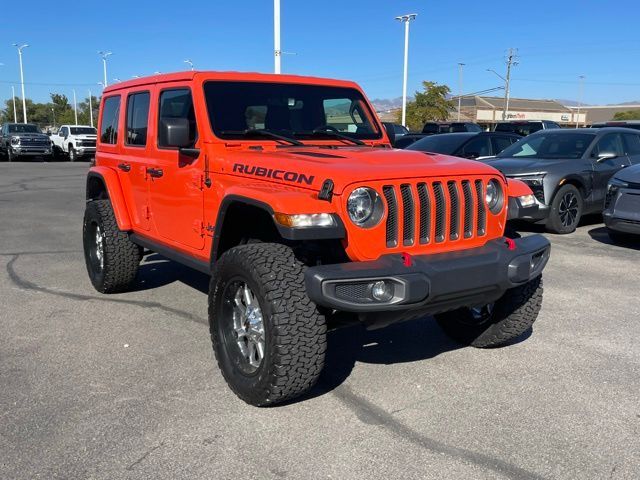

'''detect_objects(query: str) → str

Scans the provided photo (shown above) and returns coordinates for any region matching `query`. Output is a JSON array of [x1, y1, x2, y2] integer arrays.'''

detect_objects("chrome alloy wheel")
[[94, 225, 104, 269], [558, 191, 579, 227], [225, 282, 265, 372]]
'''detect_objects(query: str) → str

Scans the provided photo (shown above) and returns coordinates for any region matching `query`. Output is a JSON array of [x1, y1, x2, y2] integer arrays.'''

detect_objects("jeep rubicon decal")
[[233, 163, 315, 185]]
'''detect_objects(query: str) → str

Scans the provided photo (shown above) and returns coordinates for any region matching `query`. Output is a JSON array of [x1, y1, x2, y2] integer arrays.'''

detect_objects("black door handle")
[[117, 163, 131, 172], [146, 167, 164, 178]]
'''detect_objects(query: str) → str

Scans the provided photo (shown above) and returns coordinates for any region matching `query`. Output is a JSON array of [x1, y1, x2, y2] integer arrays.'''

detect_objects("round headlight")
[[347, 187, 384, 227], [485, 179, 504, 214]]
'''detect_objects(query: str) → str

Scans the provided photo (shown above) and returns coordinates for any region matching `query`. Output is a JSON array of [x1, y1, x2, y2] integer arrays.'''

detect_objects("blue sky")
[[1, 0, 639, 106]]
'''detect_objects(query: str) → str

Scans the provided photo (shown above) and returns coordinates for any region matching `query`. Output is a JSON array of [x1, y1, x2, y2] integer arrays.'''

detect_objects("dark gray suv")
[[603, 163, 640, 242], [484, 128, 640, 233]]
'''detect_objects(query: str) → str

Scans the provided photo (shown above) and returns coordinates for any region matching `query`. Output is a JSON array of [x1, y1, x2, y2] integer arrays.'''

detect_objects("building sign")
[[476, 109, 586, 124]]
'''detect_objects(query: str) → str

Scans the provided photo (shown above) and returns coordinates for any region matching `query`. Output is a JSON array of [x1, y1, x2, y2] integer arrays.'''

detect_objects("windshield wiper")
[[311, 128, 365, 146], [219, 129, 303, 146]]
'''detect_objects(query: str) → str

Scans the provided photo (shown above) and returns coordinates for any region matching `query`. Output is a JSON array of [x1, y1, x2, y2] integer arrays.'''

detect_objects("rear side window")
[[623, 133, 640, 155], [492, 136, 515, 154], [100, 96, 120, 144], [126, 92, 150, 146], [158, 89, 197, 148]]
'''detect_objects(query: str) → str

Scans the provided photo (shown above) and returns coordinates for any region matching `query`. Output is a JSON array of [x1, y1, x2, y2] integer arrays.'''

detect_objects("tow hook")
[[401, 252, 413, 267], [504, 237, 516, 251]]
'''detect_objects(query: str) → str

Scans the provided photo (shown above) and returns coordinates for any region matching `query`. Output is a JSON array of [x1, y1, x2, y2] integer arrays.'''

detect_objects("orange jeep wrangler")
[[83, 71, 549, 406]]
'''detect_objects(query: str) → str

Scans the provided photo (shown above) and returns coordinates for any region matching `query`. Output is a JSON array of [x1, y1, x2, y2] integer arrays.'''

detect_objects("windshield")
[[406, 134, 472, 154], [70, 127, 97, 135], [203, 81, 381, 141], [8, 124, 40, 134], [497, 133, 595, 159], [495, 122, 543, 136]]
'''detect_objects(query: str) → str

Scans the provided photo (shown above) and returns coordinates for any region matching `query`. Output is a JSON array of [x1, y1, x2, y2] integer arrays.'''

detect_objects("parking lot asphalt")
[[1, 162, 639, 480]]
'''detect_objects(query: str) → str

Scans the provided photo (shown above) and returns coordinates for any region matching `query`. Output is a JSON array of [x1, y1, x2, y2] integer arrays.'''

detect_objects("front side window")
[[203, 81, 381, 141], [126, 92, 150, 146], [100, 96, 120, 144], [498, 133, 594, 159], [492, 136, 516, 154], [158, 89, 197, 148], [592, 134, 625, 158]]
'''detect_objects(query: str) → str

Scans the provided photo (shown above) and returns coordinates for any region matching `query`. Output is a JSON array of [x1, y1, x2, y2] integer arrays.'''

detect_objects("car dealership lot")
[[1, 162, 639, 480]]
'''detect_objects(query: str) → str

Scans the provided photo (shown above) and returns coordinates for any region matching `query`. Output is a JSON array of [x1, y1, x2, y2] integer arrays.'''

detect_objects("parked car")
[[405, 132, 520, 159], [83, 71, 549, 406], [591, 120, 640, 131], [51, 125, 97, 161], [484, 128, 640, 233], [423, 122, 483, 134], [394, 122, 484, 149], [494, 120, 561, 137], [382, 122, 409, 145], [603, 163, 640, 242], [0, 123, 53, 162]]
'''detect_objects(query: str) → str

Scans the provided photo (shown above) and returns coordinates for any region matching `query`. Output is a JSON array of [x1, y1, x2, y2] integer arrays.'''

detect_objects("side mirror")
[[160, 117, 192, 148], [596, 152, 617, 162]]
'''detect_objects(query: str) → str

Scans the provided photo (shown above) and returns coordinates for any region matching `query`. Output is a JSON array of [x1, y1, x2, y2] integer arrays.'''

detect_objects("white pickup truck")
[[51, 125, 97, 161]]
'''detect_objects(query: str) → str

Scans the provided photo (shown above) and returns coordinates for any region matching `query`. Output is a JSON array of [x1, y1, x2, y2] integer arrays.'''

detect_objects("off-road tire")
[[435, 275, 543, 348], [83, 199, 141, 293], [69, 146, 77, 162], [547, 184, 583, 234], [209, 243, 327, 406]]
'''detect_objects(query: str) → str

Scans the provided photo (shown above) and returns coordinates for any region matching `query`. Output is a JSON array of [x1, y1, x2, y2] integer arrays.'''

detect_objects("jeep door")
[[100, 94, 150, 231], [147, 86, 204, 250]]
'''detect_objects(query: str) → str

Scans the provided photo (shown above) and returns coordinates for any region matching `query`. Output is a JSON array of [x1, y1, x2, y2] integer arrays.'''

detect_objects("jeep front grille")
[[382, 179, 488, 248]]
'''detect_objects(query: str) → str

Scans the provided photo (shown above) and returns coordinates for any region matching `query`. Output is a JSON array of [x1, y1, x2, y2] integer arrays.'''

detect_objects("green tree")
[[613, 110, 640, 121], [398, 81, 454, 131]]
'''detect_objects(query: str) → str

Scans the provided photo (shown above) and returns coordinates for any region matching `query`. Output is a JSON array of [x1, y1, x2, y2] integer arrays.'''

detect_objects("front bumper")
[[12, 146, 52, 156], [74, 146, 96, 155], [507, 197, 540, 221], [305, 235, 550, 325], [604, 188, 640, 235]]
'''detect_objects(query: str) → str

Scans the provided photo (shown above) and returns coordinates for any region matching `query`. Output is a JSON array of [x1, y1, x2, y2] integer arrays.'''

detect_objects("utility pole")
[[12, 86, 18, 123], [13, 43, 29, 123], [73, 89, 78, 125], [457, 63, 465, 121], [88, 90, 94, 128], [396, 13, 417, 127], [503, 48, 518, 121], [98, 51, 112, 88], [576, 75, 585, 128], [274, 0, 281, 73]]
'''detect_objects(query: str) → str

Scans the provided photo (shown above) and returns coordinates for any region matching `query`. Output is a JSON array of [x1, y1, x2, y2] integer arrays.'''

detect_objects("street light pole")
[[457, 62, 465, 121], [73, 89, 78, 125], [51, 107, 55, 128], [88, 89, 94, 128], [395, 13, 417, 128], [98, 51, 112, 88], [184, 59, 194, 71], [274, 0, 281, 73], [13, 43, 29, 123], [11, 86, 17, 123], [576, 75, 585, 128]]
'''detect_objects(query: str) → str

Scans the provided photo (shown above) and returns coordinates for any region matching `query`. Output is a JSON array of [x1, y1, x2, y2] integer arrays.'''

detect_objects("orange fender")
[[506, 178, 533, 198], [87, 166, 132, 231]]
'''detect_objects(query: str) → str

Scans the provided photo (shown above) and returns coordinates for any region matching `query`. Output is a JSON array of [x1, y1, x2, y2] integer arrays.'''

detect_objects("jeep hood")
[[219, 147, 502, 194]]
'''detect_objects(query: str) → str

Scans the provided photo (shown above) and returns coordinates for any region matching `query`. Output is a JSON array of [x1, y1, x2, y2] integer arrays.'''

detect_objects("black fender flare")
[[210, 194, 345, 261]]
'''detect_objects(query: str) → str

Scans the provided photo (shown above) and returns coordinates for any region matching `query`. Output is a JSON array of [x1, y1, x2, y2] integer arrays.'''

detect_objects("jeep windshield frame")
[[203, 81, 383, 142]]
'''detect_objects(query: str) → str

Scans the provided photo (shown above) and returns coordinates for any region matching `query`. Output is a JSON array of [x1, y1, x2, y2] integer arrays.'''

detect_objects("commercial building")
[[453, 96, 586, 128], [568, 104, 640, 124]]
